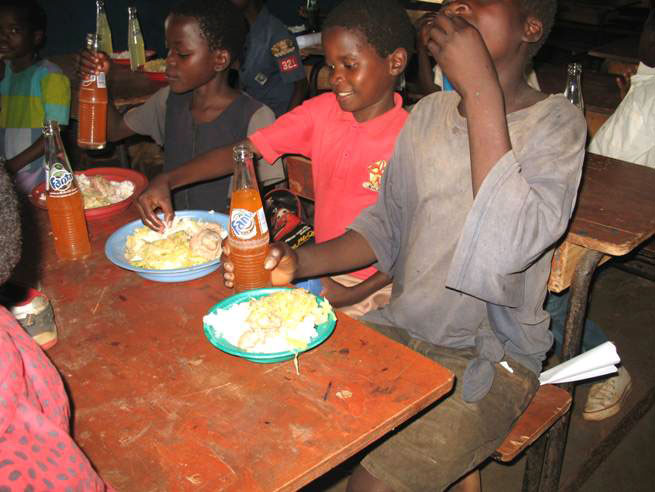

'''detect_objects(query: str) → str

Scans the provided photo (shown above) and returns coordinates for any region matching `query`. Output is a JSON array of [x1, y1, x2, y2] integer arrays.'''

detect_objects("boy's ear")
[[522, 15, 544, 45], [212, 48, 232, 72], [387, 48, 408, 77]]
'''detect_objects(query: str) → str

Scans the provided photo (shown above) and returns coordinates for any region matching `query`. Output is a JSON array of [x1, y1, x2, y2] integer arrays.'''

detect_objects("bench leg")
[[538, 250, 604, 492], [522, 433, 547, 492]]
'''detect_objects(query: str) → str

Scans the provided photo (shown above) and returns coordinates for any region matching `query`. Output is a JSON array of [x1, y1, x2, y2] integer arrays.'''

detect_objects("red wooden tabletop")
[[29, 209, 454, 491], [567, 153, 655, 256]]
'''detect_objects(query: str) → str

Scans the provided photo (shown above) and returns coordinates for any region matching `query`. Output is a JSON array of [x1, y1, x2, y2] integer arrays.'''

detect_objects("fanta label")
[[47, 163, 74, 193], [230, 209, 257, 240]]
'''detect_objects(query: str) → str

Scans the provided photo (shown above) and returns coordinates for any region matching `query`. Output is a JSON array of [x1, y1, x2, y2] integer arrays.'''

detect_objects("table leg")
[[539, 249, 604, 492]]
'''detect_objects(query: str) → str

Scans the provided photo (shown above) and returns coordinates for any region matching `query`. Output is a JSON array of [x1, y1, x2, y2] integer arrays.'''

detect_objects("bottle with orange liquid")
[[228, 144, 272, 292], [44, 120, 91, 260], [78, 33, 108, 150]]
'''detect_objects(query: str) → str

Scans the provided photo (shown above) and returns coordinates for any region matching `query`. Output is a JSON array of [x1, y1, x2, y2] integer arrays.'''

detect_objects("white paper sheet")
[[539, 341, 620, 385]]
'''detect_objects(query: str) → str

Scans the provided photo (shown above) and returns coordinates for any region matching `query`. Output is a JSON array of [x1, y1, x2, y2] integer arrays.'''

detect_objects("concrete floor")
[[303, 265, 655, 491]]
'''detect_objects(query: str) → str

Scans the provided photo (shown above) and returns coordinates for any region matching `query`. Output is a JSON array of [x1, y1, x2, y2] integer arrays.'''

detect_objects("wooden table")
[[29, 210, 454, 491], [49, 53, 167, 120], [537, 153, 655, 491], [588, 35, 641, 79]]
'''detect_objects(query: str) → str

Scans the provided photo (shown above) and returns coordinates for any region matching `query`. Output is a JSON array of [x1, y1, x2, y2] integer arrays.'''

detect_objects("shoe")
[[583, 366, 631, 421], [10, 288, 58, 350]]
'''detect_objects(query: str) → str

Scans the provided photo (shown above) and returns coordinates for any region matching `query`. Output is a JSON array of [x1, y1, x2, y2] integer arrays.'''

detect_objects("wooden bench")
[[493, 384, 572, 490]]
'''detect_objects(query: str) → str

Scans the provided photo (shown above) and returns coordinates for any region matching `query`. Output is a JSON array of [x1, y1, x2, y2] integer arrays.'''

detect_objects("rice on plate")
[[203, 289, 333, 353]]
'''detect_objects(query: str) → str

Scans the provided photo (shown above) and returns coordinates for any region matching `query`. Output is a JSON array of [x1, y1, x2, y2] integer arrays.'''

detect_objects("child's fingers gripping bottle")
[[77, 33, 108, 150], [228, 144, 272, 293], [44, 121, 91, 261]]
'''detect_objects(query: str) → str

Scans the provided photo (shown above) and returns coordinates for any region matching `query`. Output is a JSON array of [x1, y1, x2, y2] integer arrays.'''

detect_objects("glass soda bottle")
[[127, 6, 146, 71], [96, 0, 113, 57], [564, 62, 584, 113], [44, 120, 91, 261], [77, 33, 108, 150], [228, 144, 272, 292]]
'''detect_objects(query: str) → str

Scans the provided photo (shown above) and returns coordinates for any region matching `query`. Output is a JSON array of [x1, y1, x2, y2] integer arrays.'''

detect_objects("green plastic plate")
[[203, 287, 336, 363]]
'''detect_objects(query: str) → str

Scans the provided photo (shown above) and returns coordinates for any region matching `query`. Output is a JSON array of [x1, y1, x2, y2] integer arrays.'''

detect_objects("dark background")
[[41, 0, 342, 57]]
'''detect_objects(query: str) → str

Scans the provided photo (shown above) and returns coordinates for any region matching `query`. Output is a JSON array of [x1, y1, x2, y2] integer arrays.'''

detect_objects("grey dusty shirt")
[[350, 92, 586, 400]]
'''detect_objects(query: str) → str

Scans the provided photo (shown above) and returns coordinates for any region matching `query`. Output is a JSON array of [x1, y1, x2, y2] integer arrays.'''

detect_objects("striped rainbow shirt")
[[0, 59, 70, 193]]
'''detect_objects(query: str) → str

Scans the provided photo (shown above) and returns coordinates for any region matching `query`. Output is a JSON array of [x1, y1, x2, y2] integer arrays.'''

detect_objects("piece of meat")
[[189, 229, 222, 261]]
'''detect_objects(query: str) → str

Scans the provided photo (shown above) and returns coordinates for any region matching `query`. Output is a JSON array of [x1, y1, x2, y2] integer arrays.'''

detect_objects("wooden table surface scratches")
[[32, 210, 454, 492]]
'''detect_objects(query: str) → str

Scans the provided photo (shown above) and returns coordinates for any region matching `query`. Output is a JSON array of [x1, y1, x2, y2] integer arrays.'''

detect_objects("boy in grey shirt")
[[224, 0, 586, 490]]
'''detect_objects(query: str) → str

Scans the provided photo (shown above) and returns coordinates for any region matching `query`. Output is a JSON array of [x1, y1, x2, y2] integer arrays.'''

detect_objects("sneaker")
[[10, 288, 58, 350], [583, 366, 632, 421]]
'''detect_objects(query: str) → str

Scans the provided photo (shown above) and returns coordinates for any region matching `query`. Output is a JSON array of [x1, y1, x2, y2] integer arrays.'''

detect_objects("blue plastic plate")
[[104, 210, 229, 282], [203, 287, 336, 363]]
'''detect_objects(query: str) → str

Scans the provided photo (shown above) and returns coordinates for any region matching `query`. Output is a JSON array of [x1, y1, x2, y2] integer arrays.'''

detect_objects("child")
[[229, 0, 308, 117], [566, 2, 655, 421], [0, 165, 110, 491], [80, 0, 284, 214], [0, 0, 70, 194], [588, 2, 655, 168], [226, 0, 586, 490], [136, 0, 415, 317]]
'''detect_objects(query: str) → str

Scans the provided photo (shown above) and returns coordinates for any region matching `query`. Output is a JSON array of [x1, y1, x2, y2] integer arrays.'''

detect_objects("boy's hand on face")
[[422, 11, 497, 99], [77, 49, 112, 80], [417, 12, 439, 55], [135, 174, 175, 232], [221, 242, 298, 289]]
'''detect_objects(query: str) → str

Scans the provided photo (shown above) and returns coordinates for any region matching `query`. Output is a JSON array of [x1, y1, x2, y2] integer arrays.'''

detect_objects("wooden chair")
[[493, 384, 572, 491]]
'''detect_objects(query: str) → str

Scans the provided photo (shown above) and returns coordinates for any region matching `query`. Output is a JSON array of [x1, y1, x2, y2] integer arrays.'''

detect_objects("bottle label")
[[47, 163, 74, 194], [257, 207, 269, 235], [230, 209, 257, 240], [96, 72, 107, 88], [82, 75, 96, 87]]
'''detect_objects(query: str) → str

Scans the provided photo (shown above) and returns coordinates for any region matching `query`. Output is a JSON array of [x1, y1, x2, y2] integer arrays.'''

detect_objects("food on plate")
[[39, 174, 135, 209], [125, 217, 226, 269], [142, 58, 166, 72], [203, 289, 333, 353]]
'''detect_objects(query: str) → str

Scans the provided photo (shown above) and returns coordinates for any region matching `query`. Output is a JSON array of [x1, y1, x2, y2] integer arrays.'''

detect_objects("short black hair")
[[169, 0, 248, 61], [520, 0, 557, 58], [323, 0, 416, 58], [0, 165, 22, 285], [0, 0, 46, 33]]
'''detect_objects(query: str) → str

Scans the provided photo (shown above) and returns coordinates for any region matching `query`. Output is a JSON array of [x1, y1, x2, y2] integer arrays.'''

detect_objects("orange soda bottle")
[[228, 144, 272, 292], [77, 33, 108, 150], [44, 120, 91, 260]]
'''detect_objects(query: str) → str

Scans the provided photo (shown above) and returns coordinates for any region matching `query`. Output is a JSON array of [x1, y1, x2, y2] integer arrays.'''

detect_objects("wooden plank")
[[567, 155, 655, 255], [31, 209, 453, 491], [495, 385, 572, 462], [549, 242, 611, 293], [285, 155, 315, 201]]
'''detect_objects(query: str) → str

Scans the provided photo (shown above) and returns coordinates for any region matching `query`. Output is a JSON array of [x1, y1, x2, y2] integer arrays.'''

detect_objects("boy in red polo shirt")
[[136, 0, 415, 317]]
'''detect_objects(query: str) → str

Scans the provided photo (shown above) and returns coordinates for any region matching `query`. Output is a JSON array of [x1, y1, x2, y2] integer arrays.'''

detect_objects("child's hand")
[[421, 11, 496, 99], [77, 49, 111, 79], [135, 174, 174, 232], [417, 12, 439, 55], [319, 277, 360, 308], [221, 242, 298, 289]]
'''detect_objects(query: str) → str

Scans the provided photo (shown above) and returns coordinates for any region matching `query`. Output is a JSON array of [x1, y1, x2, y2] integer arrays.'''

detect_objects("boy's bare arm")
[[5, 135, 46, 174], [225, 230, 377, 289], [423, 13, 511, 195], [136, 138, 257, 230]]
